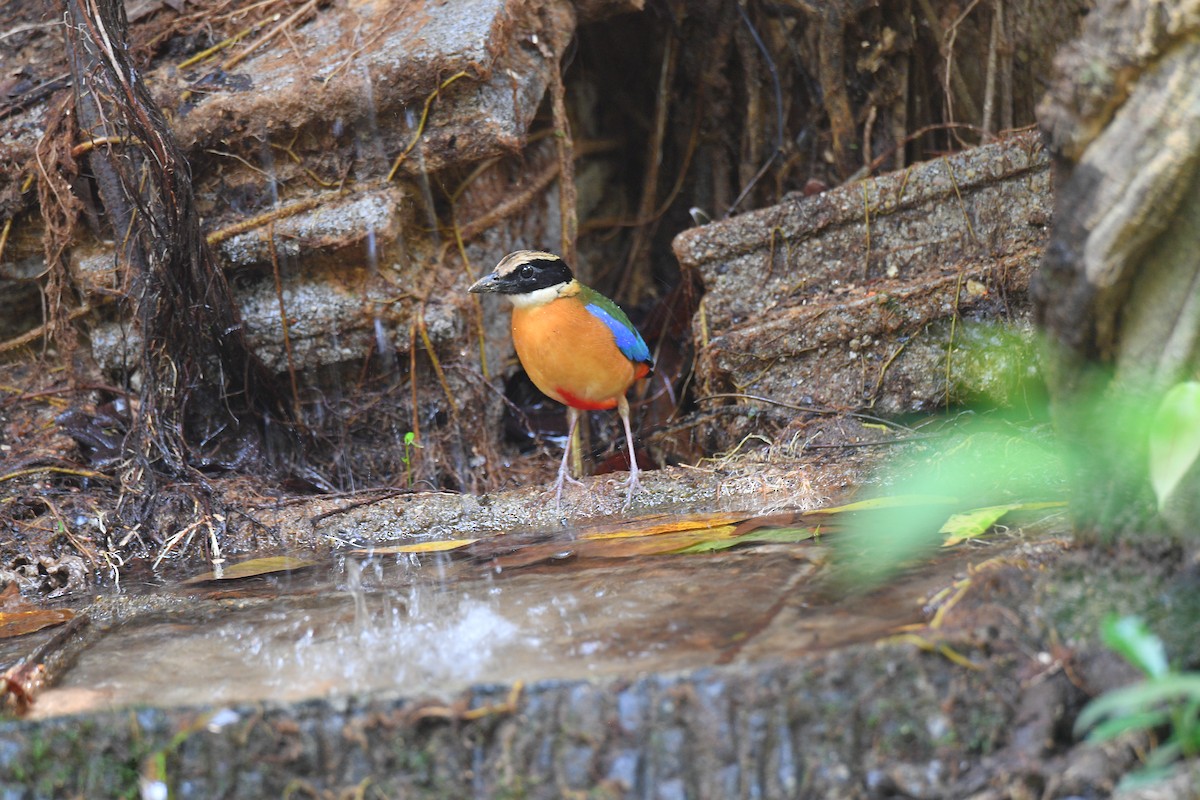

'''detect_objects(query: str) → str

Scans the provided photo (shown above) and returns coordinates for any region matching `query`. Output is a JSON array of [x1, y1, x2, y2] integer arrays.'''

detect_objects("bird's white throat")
[[505, 284, 567, 309]]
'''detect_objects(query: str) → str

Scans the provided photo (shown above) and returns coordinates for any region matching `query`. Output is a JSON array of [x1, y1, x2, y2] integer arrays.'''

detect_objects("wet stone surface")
[[25, 539, 979, 718], [3, 512, 1193, 798]]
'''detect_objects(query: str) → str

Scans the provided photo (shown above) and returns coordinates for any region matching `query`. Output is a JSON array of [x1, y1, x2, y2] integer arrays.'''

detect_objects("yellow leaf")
[[578, 526, 740, 557], [808, 495, 960, 515], [183, 555, 316, 584], [353, 538, 479, 555], [579, 513, 747, 540]]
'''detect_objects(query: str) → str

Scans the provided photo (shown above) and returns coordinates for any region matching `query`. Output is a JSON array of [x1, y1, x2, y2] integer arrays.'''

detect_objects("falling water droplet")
[[346, 557, 369, 635], [405, 107, 442, 250]]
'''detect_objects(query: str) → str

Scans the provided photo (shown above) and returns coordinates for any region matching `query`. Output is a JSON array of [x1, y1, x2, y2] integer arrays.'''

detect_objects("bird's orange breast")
[[511, 298, 645, 410]]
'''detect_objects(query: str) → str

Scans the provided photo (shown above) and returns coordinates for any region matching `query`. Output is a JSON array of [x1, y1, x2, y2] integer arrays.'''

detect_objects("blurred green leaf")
[[1074, 617, 1200, 788], [1115, 766, 1179, 791], [1102, 615, 1170, 679], [1075, 674, 1200, 736], [841, 429, 1062, 583], [1148, 381, 1200, 510], [1144, 741, 1185, 771], [1082, 709, 1170, 743]]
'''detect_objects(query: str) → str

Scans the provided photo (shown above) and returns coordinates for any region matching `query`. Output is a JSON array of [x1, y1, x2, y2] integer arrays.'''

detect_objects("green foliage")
[[939, 501, 1065, 546], [840, 325, 1200, 579], [1075, 616, 1200, 788], [1149, 381, 1200, 511], [402, 431, 422, 487], [834, 325, 1200, 788], [838, 425, 1064, 583], [1102, 615, 1169, 679]]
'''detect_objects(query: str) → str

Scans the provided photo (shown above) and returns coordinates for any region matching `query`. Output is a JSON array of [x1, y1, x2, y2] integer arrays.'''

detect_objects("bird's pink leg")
[[618, 395, 642, 511], [552, 406, 584, 510]]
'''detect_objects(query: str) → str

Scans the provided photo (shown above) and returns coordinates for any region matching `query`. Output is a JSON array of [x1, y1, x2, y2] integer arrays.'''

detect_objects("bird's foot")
[[551, 469, 585, 511], [622, 468, 643, 512]]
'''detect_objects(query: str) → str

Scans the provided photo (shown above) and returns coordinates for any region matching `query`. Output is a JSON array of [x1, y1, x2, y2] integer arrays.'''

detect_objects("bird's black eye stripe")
[[509, 256, 574, 290], [523, 257, 569, 274]]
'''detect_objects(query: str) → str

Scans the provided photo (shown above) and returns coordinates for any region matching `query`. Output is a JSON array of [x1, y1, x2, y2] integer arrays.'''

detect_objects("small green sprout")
[[401, 431, 421, 486], [1075, 616, 1200, 789]]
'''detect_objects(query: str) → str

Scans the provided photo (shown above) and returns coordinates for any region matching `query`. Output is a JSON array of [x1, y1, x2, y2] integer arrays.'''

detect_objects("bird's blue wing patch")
[[585, 303, 651, 364]]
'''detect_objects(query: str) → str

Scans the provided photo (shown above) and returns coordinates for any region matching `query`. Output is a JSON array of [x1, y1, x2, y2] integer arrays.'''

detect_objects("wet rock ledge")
[[2, 532, 1196, 799]]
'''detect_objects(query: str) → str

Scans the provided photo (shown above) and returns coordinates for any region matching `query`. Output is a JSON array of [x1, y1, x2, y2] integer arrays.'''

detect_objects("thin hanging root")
[[621, 27, 675, 284], [268, 221, 302, 419], [817, 7, 854, 176], [205, 194, 327, 246], [861, 181, 872, 279], [449, 138, 618, 244], [981, 0, 1001, 136], [455, 158, 561, 242], [860, 122, 996, 178], [448, 214, 490, 379], [386, 71, 471, 182], [177, 24, 256, 71], [416, 309, 458, 421], [0, 218, 11, 266], [270, 133, 342, 188], [38, 495, 99, 565], [870, 342, 908, 402], [916, 0, 982, 144], [534, 35, 576, 266], [409, 322, 421, 446], [653, 102, 701, 220], [940, 159, 976, 409], [886, 632, 983, 670], [152, 505, 215, 570], [0, 173, 32, 264], [0, 304, 91, 352], [221, 0, 319, 72], [945, 268, 967, 408], [944, 158, 978, 244]]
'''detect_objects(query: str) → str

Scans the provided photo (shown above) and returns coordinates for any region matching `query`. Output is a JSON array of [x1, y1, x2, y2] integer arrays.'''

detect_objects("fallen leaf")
[[940, 501, 1065, 546], [676, 526, 819, 554], [351, 538, 479, 555], [0, 608, 75, 639], [0, 583, 23, 609], [580, 513, 745, 540], [490, 526, 743, 568], [808, 495, 961, 515], [730, 511, 809, 536], [579, 526, 740, 557], [183, 555, 316, 584]]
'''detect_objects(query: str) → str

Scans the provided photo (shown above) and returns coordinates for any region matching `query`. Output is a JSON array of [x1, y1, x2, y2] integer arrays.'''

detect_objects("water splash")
[[241, 590, 524, 699]]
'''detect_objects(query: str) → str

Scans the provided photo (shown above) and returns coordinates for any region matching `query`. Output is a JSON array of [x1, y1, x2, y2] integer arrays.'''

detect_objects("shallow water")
[[28, 522, 996, 718]]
